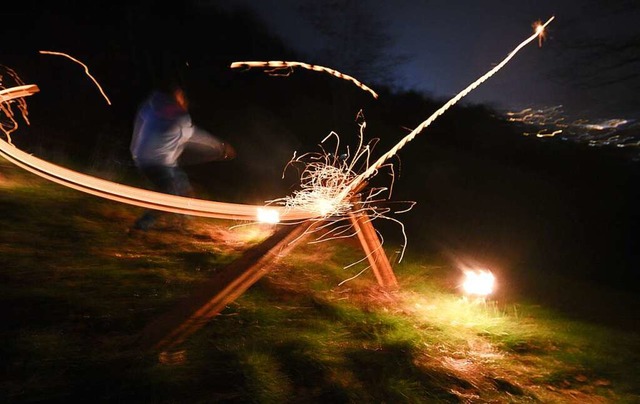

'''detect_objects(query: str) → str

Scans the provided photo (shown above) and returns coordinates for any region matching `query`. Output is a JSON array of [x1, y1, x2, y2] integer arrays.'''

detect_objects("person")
[[129, 84, 235, 231]]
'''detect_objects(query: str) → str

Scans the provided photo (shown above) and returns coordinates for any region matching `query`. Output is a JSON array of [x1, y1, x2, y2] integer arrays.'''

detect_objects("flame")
[[462, 269, 495, 296]]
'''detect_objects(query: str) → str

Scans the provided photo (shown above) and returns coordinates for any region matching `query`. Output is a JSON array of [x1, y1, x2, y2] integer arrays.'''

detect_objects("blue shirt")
[[130, 91, 194, 167]]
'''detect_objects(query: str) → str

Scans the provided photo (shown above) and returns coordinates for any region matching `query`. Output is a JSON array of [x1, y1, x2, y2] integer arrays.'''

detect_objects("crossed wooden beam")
[[138, 211, 398, 355]]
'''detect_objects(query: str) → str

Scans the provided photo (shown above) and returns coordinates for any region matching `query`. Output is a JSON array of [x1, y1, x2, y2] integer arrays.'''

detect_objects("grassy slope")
[[1, 159, 639, 403]]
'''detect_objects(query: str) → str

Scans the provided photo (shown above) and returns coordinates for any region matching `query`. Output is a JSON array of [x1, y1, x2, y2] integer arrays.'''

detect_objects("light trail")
[[337, 16, 555, 201], [230, 60, 379, 99], [0, 85, 317, 223], [0, 135, 318, 222], [536, 129, 562, 138], [39, 50, 112, 105]]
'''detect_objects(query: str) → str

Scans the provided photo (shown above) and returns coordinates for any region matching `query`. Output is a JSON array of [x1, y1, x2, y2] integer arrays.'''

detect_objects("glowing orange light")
[[230, 61, 379, 99], [462, 269, 495, 296], [39, 50, 112, 105]]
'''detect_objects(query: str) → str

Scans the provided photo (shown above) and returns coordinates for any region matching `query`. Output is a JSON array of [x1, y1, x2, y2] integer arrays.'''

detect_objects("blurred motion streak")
[[39, 50, 112, 105], [230, 60, 379, 99]]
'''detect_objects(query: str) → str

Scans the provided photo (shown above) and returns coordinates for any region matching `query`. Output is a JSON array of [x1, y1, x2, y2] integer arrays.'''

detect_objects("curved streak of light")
[[230, 60, 378, 99], [339, 16, 555, 200], [1, 84, 316, 222], [0, 137, 317, 222], [39, 50, 112, 105]]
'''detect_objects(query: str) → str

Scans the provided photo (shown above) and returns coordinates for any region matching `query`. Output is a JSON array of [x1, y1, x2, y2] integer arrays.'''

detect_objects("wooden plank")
[[137, 222, 313, 352], [348, 212, 398, 289]]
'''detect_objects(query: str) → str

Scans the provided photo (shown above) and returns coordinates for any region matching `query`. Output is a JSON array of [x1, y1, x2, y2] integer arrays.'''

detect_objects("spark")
[[336, 16, 555, 201], [265, 112, 414, 264], [39, 50, 112, 105], [230, 60, 379, 99]]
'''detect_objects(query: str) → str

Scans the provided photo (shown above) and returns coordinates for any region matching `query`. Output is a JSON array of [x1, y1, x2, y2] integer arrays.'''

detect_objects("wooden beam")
[[138, 222, 313, 352], [348, 212, 398, 289]]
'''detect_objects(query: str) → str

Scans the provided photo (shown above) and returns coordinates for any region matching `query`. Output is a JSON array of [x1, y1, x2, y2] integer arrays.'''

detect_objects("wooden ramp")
[[138, 211, 398, 356], [137, 222, 312, 352]]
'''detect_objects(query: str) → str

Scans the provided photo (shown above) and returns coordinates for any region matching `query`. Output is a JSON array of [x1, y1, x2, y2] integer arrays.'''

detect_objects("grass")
[[1, 159, 639, 403]]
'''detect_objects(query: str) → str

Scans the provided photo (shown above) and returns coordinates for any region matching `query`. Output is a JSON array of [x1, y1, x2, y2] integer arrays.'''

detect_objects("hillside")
[[1, 159, 639, 403]]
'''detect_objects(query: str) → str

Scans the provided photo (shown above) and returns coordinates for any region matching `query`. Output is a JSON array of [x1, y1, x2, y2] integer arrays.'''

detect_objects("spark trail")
[[230, 60, 379, 99], [39, 50, 112, 105], [337, 16, 555, 201]]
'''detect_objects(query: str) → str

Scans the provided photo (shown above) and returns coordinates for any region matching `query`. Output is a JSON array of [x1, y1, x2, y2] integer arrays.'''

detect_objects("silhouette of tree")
[[297, 0, 407, 88], [550, 1, 640, 116]]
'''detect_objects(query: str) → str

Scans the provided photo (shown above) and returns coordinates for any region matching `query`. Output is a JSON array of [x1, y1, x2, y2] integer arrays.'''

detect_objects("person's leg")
[[133, 165, 193, 230], [134, 165, 176, 230], [166, 166, 195, 230]]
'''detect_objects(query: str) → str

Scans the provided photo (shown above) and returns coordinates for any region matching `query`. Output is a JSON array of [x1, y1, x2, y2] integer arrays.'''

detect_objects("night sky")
[[4, 1, 639, 120], [219, 0, 640, 119]]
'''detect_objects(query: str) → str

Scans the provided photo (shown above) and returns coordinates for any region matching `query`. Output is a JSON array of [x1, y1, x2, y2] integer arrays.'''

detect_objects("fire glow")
[[462, 269, 496, 296]]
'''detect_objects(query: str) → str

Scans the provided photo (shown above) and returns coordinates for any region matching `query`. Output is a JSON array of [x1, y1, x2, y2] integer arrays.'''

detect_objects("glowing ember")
[[230, 60, 379, 99], [462, 269, 496, 296], [39, 50, 112, 105]]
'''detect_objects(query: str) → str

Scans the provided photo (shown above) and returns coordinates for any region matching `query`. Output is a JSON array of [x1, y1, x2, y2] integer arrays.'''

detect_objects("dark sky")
[[218, 0, 640, 120], [2, 0, 638, 123]]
